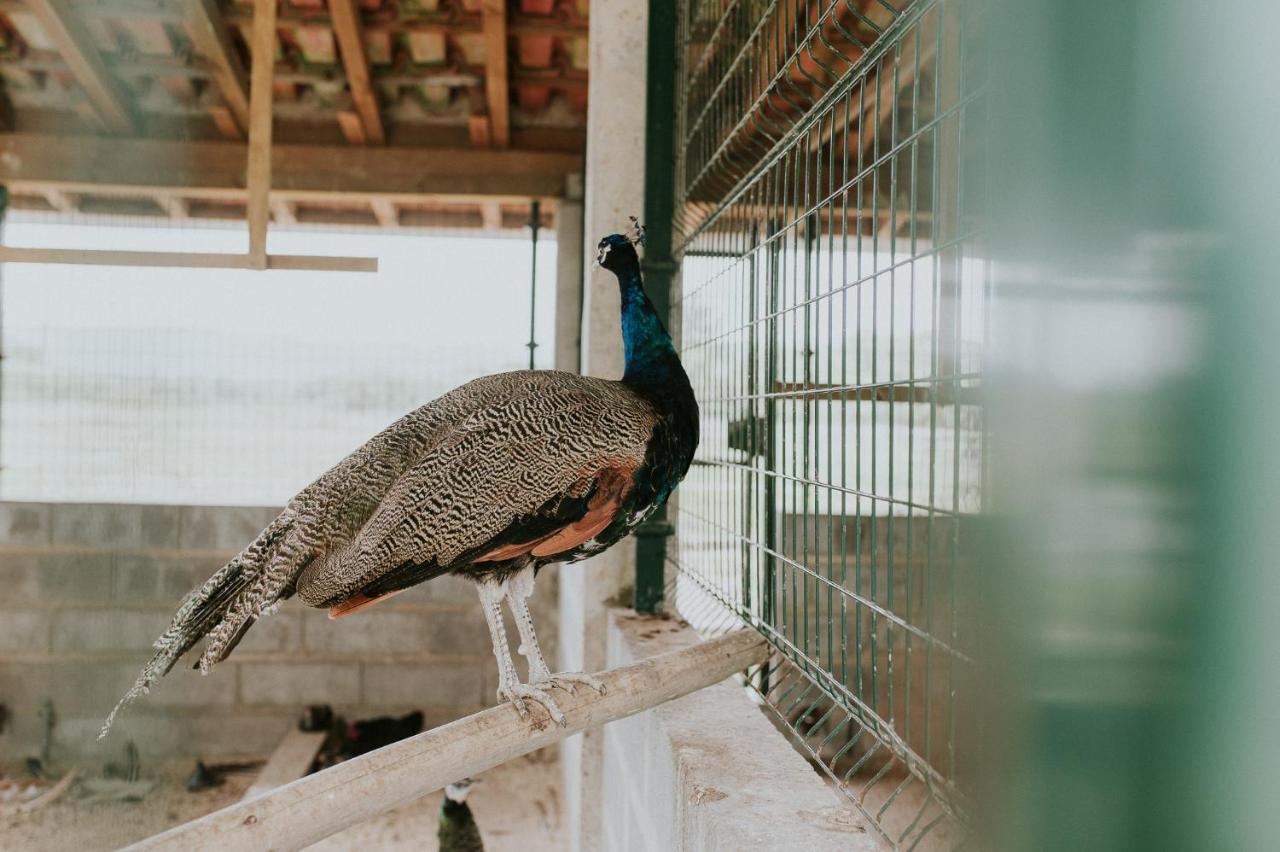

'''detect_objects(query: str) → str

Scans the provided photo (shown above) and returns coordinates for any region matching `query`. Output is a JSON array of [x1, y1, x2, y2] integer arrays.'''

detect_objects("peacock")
[[438, 778, 484, 852], [100, 221, 699, 734]]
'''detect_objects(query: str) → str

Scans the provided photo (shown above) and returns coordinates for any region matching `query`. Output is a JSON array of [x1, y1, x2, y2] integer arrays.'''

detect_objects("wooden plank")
[[26, 0, 133, 132], [125, 630, 768, 852], [328, 0, 384, 145], [241, 729, 327, 802], [0, 133, 581, 199], [183, 0, 250, 137], [0, 247, 378, 272], [481, 0, 510, 148], [246, 0, 277, 268]]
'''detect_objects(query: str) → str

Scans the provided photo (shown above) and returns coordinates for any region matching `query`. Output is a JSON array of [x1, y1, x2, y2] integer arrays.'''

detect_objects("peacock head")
[[445, 777, 478, 802], [595, 217, 646, 272]]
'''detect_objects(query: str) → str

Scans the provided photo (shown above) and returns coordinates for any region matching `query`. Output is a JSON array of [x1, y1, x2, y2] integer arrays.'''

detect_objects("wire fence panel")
[[670, 0, 986, 847]]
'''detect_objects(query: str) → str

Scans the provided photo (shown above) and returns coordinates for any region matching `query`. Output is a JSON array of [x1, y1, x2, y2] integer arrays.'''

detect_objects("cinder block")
[[0, 502, 52, 545], [239, 662, 360, 706], [145, 662, 238, 707], [113, 553, 225, 604], [0, 609, 51, 652], [0, 552, 112, 605], [51, 503, 181, 549], [52, 608, 168, 653], [236, 610, 301, 654], [52, 711, 294, 760], [361, 661, 487, 709], [178, 505, 280, 551], [0, 661, 141, 712], [301, 608, 489, 658]]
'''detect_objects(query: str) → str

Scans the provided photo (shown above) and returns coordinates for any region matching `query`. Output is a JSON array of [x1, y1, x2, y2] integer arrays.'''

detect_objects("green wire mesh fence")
[[668, 0, 986, 847]]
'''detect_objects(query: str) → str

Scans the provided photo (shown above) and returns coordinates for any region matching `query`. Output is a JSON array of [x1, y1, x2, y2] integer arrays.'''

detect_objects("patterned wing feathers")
[[296, 371, 656, 607]]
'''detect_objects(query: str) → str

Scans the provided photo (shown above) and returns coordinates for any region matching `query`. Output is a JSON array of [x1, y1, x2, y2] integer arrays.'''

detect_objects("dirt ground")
[[0, 748, 565, 851]]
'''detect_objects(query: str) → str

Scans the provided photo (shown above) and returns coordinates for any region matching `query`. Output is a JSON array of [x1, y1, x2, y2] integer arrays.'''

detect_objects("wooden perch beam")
[[0, 133, 581, 199], [26, 0, 134, 133], [329, 0, 384, 144], [126, 630, 768, 852]]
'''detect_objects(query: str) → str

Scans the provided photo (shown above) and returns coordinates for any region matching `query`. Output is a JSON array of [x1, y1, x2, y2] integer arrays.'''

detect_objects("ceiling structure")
[[0, 0, 587, 232]]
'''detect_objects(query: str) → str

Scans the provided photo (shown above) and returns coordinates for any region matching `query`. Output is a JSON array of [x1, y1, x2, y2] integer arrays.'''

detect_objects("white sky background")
[[0, 220, 559, 506]]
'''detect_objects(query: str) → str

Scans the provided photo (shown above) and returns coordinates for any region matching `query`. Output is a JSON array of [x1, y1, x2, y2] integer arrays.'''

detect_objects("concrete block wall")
[[0, 501, 557, 762], [598, 610, 875, 851]]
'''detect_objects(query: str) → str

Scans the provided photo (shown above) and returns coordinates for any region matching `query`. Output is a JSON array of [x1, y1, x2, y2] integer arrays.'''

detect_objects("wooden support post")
[[41, 188, 76, 213], [26, 0, 134, 133], [158, 194, 189, 220], [184, 0, 250, 138], [125, 630, 768, 852], [480, 200, 502, 230], [369, 198, 397, 227], [246, 0, 277, 269], [481, 0, 510, 148], [329, 0, 384, 145], [270, 198, 296, 226]]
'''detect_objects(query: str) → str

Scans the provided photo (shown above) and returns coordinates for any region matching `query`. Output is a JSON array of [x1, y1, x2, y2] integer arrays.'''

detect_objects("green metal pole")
[[526, 199, 541, 370], [633, 0, 678, 614]]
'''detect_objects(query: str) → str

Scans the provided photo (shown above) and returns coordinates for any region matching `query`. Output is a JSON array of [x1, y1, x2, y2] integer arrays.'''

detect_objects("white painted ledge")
[[601, 609, 876, 851]]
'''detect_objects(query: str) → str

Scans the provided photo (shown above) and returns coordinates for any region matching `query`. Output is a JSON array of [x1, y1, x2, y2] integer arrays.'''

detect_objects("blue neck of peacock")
[[616, 264, 682, 391]]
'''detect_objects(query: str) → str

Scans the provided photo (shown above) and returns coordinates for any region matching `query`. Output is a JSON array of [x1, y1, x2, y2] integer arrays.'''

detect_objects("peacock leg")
[[505, 565, 607, 697], [476, 579, 566, 726]]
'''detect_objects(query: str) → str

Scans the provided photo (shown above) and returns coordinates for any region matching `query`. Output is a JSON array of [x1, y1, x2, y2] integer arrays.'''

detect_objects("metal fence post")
[[633, 0, 678, 614]]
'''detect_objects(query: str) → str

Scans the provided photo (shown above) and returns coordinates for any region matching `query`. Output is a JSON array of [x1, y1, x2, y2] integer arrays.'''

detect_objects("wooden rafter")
[[329, 0, 384, 145], [182, 0, 251, 139], [481, 0, 511, 148], [246, 0, 276, 268], [26, 0, 134, 133]]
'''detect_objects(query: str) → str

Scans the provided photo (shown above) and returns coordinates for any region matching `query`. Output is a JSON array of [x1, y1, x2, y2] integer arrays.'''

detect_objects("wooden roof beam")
[[183, 0, 251, 139], [329, 0, 385, 145], [481, 0, 511, 148], [26, 0, 134, 133], [0, 133, 582, 199]]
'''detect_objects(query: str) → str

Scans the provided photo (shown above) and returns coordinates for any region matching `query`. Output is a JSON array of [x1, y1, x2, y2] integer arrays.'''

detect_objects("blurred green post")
[[980, 1, 1280, 850]]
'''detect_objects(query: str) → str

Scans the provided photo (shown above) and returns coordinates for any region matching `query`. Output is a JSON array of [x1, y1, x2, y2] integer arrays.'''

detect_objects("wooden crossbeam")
[[0, 247, 377, 272], [125, 630, 767, 852], [329, 0, 384, 145], [183, 0, 251, 139], [481, 0, 511, 148], [26, 0, 134, 133], [246, 0, 276, 268], [0, 133, 581, 199]]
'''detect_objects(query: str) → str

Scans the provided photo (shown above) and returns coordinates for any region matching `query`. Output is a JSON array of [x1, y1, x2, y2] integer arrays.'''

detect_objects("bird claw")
[[533, 671, 607, 697], [498, 682, 567, 727]]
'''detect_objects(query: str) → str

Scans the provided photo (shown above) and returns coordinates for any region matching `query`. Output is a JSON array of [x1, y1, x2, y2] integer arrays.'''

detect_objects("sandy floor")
[[0, 748, 565, 852]]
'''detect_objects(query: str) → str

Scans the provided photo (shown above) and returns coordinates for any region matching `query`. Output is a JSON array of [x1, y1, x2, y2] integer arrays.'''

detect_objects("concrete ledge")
[[601, 610, 874, 851]]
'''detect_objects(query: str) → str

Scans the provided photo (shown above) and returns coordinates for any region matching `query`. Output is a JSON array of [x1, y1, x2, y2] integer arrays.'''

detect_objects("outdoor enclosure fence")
[[669, 0, 986, 847]]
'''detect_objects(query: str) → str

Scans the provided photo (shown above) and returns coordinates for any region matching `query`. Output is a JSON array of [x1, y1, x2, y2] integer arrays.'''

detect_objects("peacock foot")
[[531, 671, 608, 697], [498, 681, 567, 727]]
